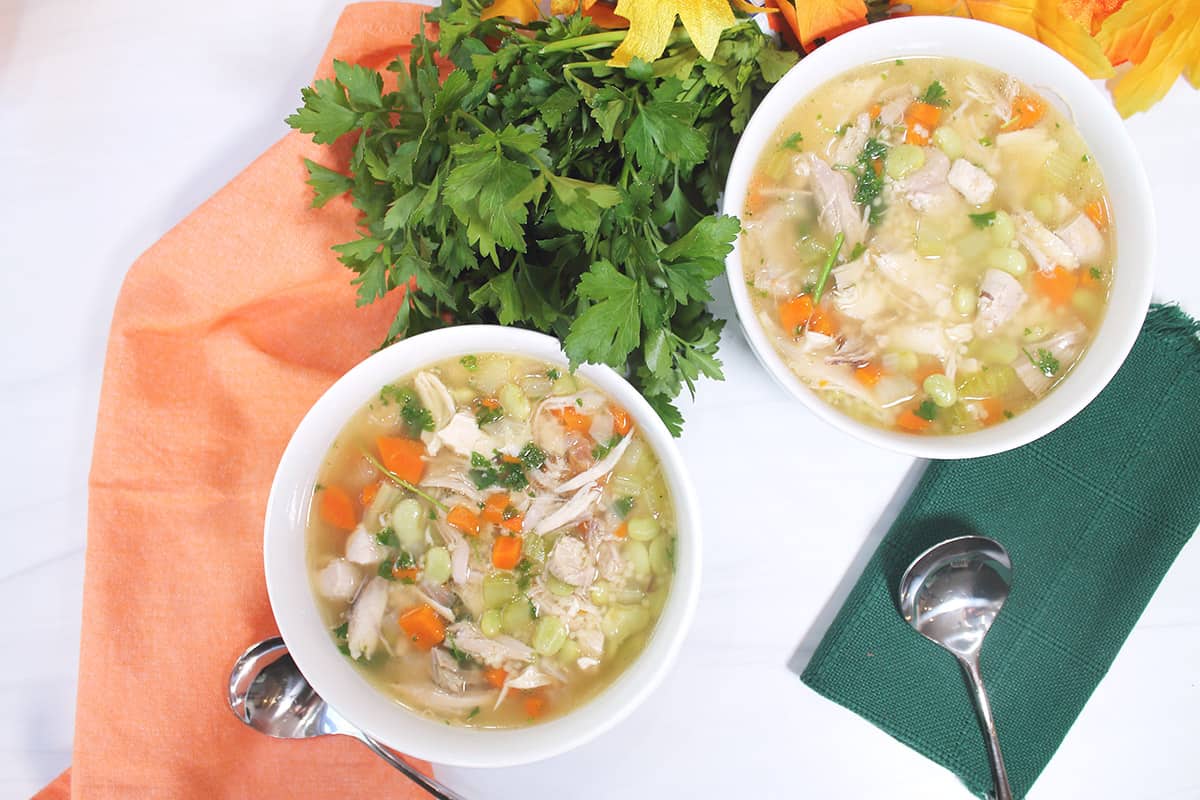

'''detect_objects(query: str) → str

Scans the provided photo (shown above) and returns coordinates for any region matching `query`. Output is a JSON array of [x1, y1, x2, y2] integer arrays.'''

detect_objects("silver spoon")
[[227, 637, 467, 800], [898, 536, 1014, 800]]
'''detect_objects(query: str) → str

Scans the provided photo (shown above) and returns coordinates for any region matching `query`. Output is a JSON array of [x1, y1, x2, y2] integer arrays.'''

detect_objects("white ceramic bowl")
[[724, 17, 1155, 459], [263, 326, 701, 766]]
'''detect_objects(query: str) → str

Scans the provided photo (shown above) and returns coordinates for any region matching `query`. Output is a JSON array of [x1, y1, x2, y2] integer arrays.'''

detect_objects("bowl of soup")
[[263, 325, 700, 766], [724, 16, 1154, 458]]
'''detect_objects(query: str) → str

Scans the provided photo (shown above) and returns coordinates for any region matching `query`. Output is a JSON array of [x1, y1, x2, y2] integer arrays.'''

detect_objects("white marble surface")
[[2, 1, 1198, 797]]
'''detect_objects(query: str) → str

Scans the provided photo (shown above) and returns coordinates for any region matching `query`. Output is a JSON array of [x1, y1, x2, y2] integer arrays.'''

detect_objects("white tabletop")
[[3, 1, 1198, 797]]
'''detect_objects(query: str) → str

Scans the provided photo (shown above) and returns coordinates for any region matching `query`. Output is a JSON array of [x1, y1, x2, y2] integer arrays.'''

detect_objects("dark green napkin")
[[801, 304, 1200, 799]]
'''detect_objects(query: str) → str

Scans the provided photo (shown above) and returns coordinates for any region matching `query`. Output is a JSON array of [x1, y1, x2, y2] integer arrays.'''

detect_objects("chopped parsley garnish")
[[853, 138, 888, 224], [1024, 347, 1060, 377], [591, 434, 624, 460], [467, 706, 481, 719], [445, 636, 478, 668], [375, 527, 399, 547], [895, 59, 905, 65], [1003, 410, 1014, 419], [515, 558, 534, 591], [969, 211, 997, 228], [469, 451, 529, 491], [614, 496, 635, 518], [460, 354, 478, 371], [916, 400, 939, 421], [1089, 267, 1102, 280], [475, 401, 504, 426], [377, 550, 415, 581], [919, 81, 949, 107], [835, 123, 851, 136], [546, 368, 561, 381], [519, 442, 546, 470], [332, 622, 351, 656], [380, 385, 434, 434], [782, 131, 804, 150], [1081, 154, 1090, 163], [848, 242, 866, 261], [979, 136, 993, 147]]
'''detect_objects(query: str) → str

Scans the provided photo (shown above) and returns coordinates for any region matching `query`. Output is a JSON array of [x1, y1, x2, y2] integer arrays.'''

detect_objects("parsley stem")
[[454, 110, 493, 136], [540, 30, 628, 54], [361, 451, 448, 511], [811, 232, 844, 306]]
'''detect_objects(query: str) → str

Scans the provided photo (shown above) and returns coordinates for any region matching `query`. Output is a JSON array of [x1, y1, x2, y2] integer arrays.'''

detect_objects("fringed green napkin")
[[801, 304, 1200, 798]]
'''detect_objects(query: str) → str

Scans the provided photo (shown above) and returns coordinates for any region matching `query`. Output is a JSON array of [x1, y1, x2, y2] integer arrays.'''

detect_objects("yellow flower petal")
[[481, 0, 541, 23], [677, 0, 737, 58], [901, 0, 1112, 78], [608, 0, 749, 64], [1099, 0, 1200, 115], [609, 0, 679, 65]]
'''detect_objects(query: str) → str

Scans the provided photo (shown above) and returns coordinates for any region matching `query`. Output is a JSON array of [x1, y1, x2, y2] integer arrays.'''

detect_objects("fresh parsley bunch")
[[286, 0, 796, 434]]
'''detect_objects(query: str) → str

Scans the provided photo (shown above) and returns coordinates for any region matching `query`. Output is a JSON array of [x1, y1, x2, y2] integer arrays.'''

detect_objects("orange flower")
[[897, 0, 1114, 79], [1097, 0, 1200, 116]]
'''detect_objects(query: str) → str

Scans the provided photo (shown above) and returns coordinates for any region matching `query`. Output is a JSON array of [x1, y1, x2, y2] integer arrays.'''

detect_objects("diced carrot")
[[500, 454, 522, 464], [398, 605, 446, 651], [778, 293, 814, 335], [484, 668, 508, 689], [1034, 265, 1078, 307], [614, 521, 629, 538], [480, 396, 501, 410], [552, 406, 592, 434], [359, 480, 381, 507], [609, 403, 632, 436], [500, 514, 524, 533], [1001, 94, 1046, 131], [319, 485, 357, 531], [869, 102, 882, 120], [807, 308, 837, 337], [897, 409, 932, 433], [980, 397, 1005, 423], [854, 362, 884, 387], [447, 505, 481, 536], [1084, 199, 1108, 231], [376, 436, 427, 485], [745, 176, 767, 215], [392, 565, 420, 583], [523, 693, 546, 719], [492, 535, 523, 570], [482, 492, 511, 524], [904, 101, 940, 144], [871, 157, 883, 178]]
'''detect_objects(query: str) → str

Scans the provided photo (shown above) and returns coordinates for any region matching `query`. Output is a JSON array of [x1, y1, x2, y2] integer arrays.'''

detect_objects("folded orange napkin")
[[35, 5, 437, 797]]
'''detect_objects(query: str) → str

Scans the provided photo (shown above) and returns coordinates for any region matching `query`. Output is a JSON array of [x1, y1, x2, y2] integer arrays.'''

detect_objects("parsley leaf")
[[853, 139, 888, 224], [614, 496, 635, 518], [460, 355, 478, 371], [1024, 347, 1061, 377], [916, 400, 939, 421], [782, 131, 804, 150], [969, 211, 997, 228], [919, 81, 949, 107], [287, 6, 795, 436], [519, 442, 546, 470]]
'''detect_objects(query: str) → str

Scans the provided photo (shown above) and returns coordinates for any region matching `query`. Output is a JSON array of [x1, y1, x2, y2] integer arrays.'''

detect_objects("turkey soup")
[[307, 353, 675, 727], [741, 57, 1114, 435]]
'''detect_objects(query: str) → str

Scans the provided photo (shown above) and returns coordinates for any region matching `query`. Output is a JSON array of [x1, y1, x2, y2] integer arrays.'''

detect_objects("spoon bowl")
[[898, 535, 1013, 658], [897, 536, 1014, 800], [227, 637, 466, 800]]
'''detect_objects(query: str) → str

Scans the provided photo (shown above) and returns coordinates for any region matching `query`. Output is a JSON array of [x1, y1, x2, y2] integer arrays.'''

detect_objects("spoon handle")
[[958, 655, 1013, 800], [358, 733, 469, 800]]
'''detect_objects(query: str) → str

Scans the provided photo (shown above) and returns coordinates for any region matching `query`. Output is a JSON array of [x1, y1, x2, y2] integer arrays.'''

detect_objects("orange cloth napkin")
[[35, 5, 437, 797]]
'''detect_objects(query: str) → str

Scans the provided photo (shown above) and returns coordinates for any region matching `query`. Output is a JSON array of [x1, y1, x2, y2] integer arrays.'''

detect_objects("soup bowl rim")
[[723, 16, 1155, 458], [263, 324, 702, 766]]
